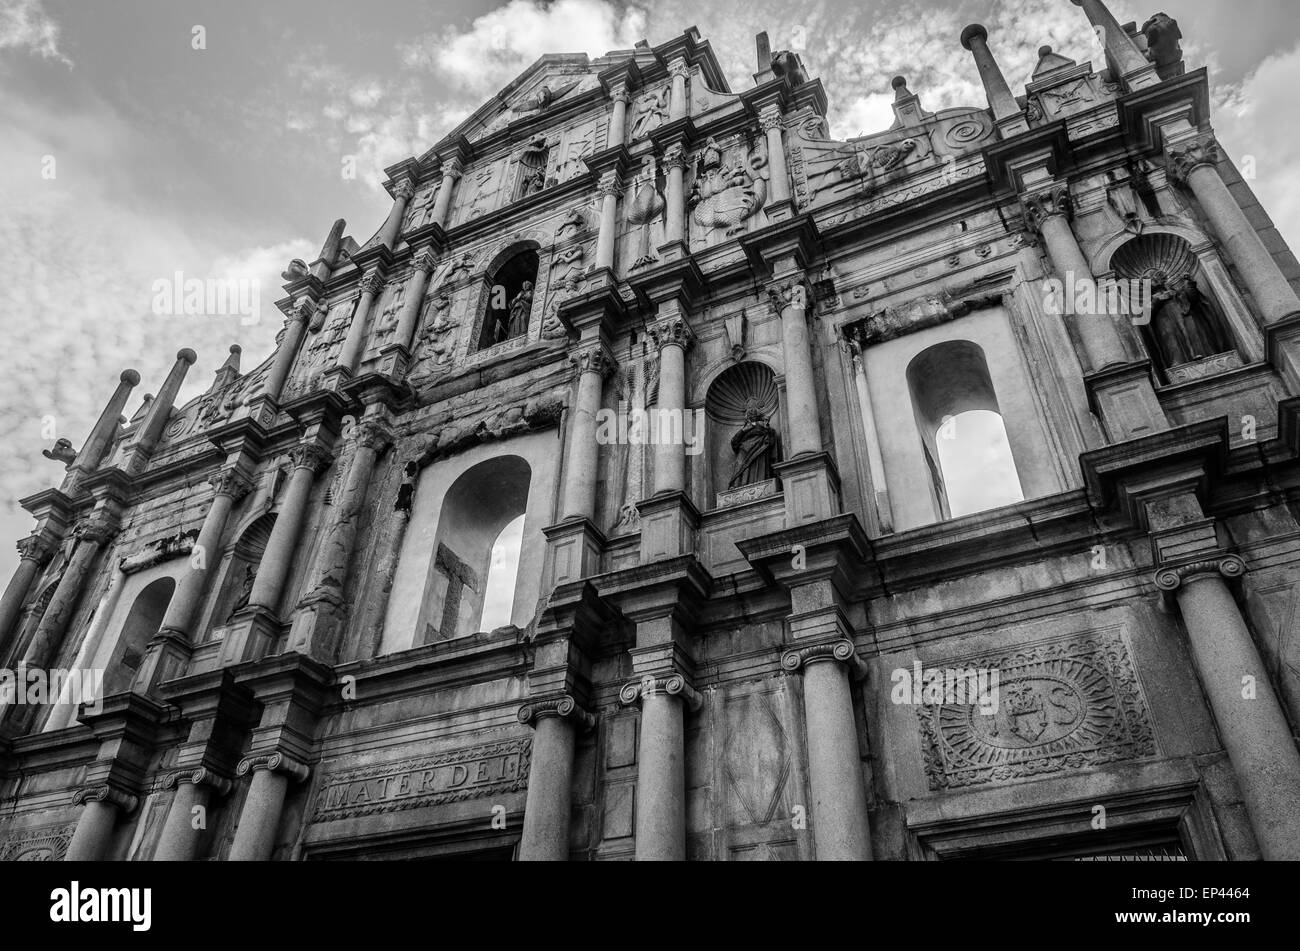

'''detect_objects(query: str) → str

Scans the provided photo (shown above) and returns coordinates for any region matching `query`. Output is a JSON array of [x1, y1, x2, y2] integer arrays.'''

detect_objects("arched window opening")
[[104, 577, 175, 694], [424, 456, 531, 642], [479, 515, 525, 632], [906, 341, 1024, 520], [476, 249, 538, 351]]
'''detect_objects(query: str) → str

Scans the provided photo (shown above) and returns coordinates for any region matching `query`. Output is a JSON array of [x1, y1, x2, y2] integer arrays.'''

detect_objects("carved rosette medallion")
[[917, 631, 1157, 790]]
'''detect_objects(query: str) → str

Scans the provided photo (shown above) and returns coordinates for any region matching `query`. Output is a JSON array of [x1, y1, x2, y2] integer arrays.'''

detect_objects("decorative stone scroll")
[[312, 738, 532, 821], [917, 630, 1157, 790]]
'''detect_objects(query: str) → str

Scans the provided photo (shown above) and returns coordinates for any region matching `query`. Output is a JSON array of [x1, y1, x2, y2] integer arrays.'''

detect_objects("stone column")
[[608, 82, 631, 147], [393, 247, 438, 352], [378, 178, 416, 249], [760, 107, 791, 205], [668, 57, 689, 121], [620, 674, 700, 861], [782, 640, 872, 860], [960, 24, 1030, 137], [335, 269, 385, 375], [0, 534, 54, 660], [430, 159, 462, 230], [849, 347, 894, 533], [1168, 135, 1300, 365], [65, 786, 137, 861], [228, 753, 310, 861], [649, 310, 693, 495], [18, 516, 116, 672], [287, 416, 391, 658], [156, 470, 252, 643], [65, 370, 141, 492], [246, 444, 333, 613], [152, 768, 230, 862], [594, 172, 621, 272], [264, 299, 314, 402], [662, 143, 687, 248], [1156, 558, 1300, 860], [560, 344, 616, 520], [770, 279, 822, 457], [1070, 0, 1158, 89], [517, 697, 595, 861]]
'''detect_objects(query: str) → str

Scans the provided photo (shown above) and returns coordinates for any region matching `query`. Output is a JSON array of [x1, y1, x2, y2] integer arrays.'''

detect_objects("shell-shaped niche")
[[706, 361, 779, 425], [1111, 233, 1197, 282]]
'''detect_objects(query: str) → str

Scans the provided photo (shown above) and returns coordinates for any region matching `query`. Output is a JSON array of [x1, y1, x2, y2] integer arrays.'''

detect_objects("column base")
[[1085, 361, 1169, 441], [218, 606, 283, 667], [774, 453, 842, 526], [241, 394, 280, 430], [132, 628, 194, 695], [375, 343, 412, 380], [317, 365, 352, 393], [285, 588, 346, 660], [635, 491, 700, 562], [542, 518, 606, 587]]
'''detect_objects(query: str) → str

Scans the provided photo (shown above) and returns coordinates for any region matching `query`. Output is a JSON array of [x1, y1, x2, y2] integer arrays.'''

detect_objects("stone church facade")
[[3, 2, 1300, 861]]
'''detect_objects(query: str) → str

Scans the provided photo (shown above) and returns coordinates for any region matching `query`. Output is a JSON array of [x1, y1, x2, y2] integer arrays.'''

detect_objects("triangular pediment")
[[451, 55, 609, 145]]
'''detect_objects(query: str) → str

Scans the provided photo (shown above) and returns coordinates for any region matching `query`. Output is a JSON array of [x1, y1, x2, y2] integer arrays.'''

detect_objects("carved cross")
[[434, 542, 477, 640]]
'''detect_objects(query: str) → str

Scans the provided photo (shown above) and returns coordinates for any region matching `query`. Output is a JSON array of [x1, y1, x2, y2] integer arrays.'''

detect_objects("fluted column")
[[246, 444, 333, 613], [336, 269, 385, 375], [17, 516, 116, 672], [1168, 134, 1300, 382], [1070, 0, 1158, 89], [650, 310, 693, 495], [378, 177, 416, 249], [228, 753, 310, 861], [560, 343, 616, 520], [393, 247, 438, 352], [849, 347, 894, 533], [517, 697, 596, 861], [620, 674, 701, 861], [430, 159, 462, 229], [156, 469, 252, 643], [782, 641, 872, 860], [770, 279, 822, 456], [608, 82, 631, 147], [152, 768, 230, 862], [760, 106, 791, 204], [287, 417, 391, 658], [65, 370, 141, 492], [65, 786, 137, 861], [264, 299, 314, 402], [594, 171, 621, 272], [1156, 558, 1300, 860], [0, 534, 55, 660], [668, 57, 689, 121], [661, 143, 687, 250], [960, 24, 1030, 137]]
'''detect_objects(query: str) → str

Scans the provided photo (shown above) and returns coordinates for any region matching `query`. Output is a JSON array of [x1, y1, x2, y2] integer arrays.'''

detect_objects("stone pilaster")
[[759, 105, 793, 211], [330, 268, 386, 381], [378, 245, 438, 379], [560, 342, 616, 522], [263, 300, 315, 403], [659, 142, 688, 259], [607, 81, 631, 147], [378, 176, 416, 249], [594, 171, 622, 274], [431, 159, 462, 230], [667, 57, 689, 122]]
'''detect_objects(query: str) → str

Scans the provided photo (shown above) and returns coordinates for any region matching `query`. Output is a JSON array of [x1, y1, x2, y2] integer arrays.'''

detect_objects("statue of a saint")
[[728, 404, 779, 488], [507, 282, 533, 339], [226, 564, 257, 621], [1148, 270, 1225, 368]]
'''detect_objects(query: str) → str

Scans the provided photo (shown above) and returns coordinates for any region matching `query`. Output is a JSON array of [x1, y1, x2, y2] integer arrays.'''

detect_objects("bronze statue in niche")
[[727, 402, 779, 488], [1146, 269, 1227, 369]]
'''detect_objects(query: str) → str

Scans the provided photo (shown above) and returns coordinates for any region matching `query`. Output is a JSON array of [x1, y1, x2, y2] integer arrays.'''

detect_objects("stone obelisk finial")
[[961, 24, 1030, 137]]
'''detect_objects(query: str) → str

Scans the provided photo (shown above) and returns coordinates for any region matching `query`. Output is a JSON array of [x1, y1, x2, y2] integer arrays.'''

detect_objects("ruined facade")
[[3, 2, 1300, 861]]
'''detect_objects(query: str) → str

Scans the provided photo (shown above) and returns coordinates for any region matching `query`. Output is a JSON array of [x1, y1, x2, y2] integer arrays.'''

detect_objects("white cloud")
[[0, 0, 70, 66]]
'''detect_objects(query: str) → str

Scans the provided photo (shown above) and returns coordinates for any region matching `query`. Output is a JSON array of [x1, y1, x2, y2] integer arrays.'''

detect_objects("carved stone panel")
[[0, 820, 77, 860], [917, 630, 1157, 790]]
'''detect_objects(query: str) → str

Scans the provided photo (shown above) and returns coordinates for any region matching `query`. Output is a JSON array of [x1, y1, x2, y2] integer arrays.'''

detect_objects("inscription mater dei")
[[314, 739, 531, 820]]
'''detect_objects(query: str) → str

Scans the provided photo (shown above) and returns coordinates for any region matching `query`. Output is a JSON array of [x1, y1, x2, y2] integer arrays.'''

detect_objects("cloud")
[[0, 0, 70, 66]]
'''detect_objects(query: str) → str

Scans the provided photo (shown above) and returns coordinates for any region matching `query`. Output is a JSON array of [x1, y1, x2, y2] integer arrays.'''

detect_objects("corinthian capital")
[[209, 469, 254, 501], [1154, 554, 1246, 593], [440, 157, 464, 181], [570, 343, 617, 379], [1166, 134, 1221, 186], [767, 279, 811, 315], [1020, 183, 1073, 233], [596, 170, 621, 199], [358, 269, 386, 296], [354, 418, 394, 452], [72, 516, 118, 546], [288, 443, 334, 475], [393, 178, 416, 201], [412, 247, 438, 274], [662, 142, 687, 171], [15, 533, 55, 565], [759, 106, 785, 133], [650, 314, 695, 351], [668, 57, 690, 81]]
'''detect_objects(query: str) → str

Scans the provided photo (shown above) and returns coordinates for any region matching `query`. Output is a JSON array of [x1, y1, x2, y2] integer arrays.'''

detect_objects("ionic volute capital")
[[1154, 554, 1246, 594], [161, 766, 233, 796], [236, 751, 311, 783], [72, 784, 139, 814], [619, 672, 703, 712], [517, 694, 597, 730], [781, 638, 867, 678]]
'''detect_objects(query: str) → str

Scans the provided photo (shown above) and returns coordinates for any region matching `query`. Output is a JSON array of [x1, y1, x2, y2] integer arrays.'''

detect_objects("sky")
[[2, 0, 1300, 583]]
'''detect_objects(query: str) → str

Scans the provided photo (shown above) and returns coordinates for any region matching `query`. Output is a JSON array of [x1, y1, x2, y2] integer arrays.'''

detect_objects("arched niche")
[[905, 340, 1024, 520], [473, 243, 539, 352], [208, 512, 276, 631], [420, 455, 532, 642], [704, 361, 781, 506], [103, 576, 175, 694]]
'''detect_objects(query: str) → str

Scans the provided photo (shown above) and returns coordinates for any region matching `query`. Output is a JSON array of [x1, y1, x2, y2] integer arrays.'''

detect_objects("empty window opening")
[[104, 577, 175, 694], [479, 515, 524, 632], [906, 341, 1024, 520]]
